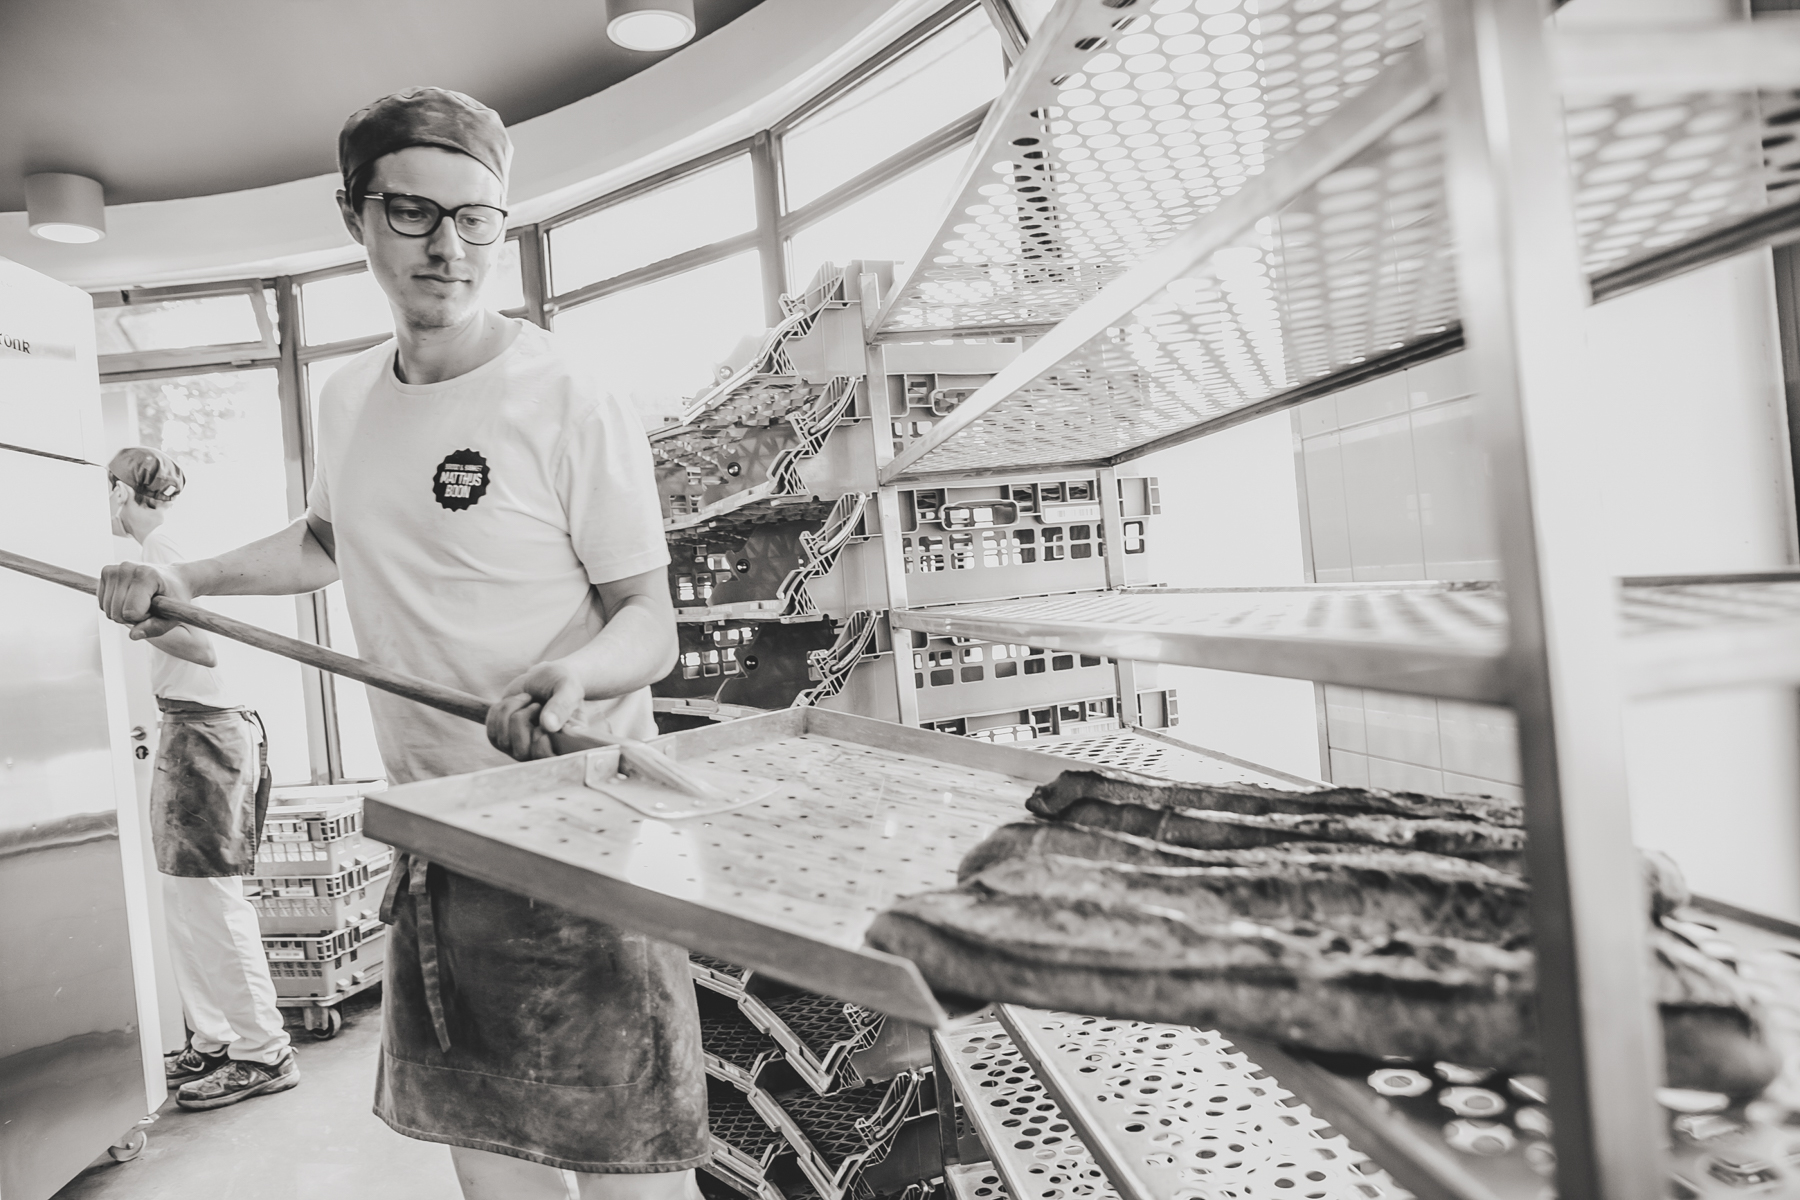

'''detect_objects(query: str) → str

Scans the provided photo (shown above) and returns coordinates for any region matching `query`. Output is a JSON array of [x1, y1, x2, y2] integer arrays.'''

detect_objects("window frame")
[[89, 0, 1006, 783]]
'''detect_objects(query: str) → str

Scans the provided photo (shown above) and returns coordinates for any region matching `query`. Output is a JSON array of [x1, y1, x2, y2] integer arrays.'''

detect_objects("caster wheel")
[[310, 1008, 343, 1039], [108, 1130, 147, 1162]]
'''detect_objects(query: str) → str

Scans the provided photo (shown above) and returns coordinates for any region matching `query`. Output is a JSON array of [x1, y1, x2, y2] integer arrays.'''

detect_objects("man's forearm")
[[559, 596, 678, 700], [180, 517, 338, 598]]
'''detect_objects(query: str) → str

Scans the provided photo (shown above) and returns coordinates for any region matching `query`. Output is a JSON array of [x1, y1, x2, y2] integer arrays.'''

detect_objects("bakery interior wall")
[[1290, 251, 1800, 922]]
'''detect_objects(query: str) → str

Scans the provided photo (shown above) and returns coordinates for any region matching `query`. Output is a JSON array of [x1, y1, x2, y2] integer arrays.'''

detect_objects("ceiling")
[[0, 0, 766, 212]]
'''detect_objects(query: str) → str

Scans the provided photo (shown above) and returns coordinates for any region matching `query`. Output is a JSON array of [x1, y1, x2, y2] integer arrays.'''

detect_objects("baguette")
[[1041, 797, 1525, 867], [959, 820, 1521, 884], [866, 887, 1540, 1071], [964, 851, 1534, 944], [1027, 766, 1522, 827]]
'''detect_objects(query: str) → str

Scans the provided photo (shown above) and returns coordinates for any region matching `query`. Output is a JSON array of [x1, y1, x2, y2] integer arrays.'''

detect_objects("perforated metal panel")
[[877, 3, 1790, 477], [894, 576, 1800, 702], [935, 1021, 1122, 1200], [1029, 729, 1310, 787], [879, 0, 1432, 339], [997, 1010, 1406, 1200]]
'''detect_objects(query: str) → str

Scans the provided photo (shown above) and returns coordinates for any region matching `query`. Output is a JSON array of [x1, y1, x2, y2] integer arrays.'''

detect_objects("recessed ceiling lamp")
[[606, 0, 696, 52], [26, 173, 107, 244]]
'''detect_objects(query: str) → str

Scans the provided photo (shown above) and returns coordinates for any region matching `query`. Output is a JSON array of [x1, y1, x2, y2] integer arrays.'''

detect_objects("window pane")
[[94, 293, 266, 356], [300, 271, 389, 346], [787, 148, 967, 288], [101, 369, 312, 784], [550, 155, 756, 295], [782, 10, 1003, 209], [300, 239, 527, 346], [553, 252, 765, 426]]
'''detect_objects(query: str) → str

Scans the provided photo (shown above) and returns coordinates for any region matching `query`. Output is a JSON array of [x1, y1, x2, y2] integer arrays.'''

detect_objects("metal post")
[[752, 131, 789, 326], [515, 225, 552, 330], [274, 276, 338, 784], [1434, 2, 1664, 1197], [1096, 465, 1141, 725]]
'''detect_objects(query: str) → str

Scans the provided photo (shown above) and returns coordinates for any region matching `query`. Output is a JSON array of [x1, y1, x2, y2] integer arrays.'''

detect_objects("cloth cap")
[[338, 87, 512, 192], [108, 446, 185, 505]]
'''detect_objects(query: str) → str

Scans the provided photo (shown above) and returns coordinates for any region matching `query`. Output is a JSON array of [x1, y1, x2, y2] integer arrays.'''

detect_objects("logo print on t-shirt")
[[433, 449, 491, 511]]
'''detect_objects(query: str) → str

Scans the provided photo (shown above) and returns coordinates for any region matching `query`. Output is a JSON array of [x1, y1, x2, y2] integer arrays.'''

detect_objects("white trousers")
[[163, 873, 290, 1064]]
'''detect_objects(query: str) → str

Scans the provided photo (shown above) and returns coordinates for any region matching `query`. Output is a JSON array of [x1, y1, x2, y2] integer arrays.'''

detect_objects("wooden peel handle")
[[0, 549, 740, 797], [3, 549, 537, 734]]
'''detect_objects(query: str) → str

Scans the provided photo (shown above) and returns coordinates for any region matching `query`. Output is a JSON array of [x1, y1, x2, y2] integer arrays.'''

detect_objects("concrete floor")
[[55, 989, 461, 1200]]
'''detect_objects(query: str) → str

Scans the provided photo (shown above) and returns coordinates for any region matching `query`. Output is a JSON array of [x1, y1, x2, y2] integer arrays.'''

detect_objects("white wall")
[[1287, 252, 1800, 920], [1135, 411, 1324, 781]]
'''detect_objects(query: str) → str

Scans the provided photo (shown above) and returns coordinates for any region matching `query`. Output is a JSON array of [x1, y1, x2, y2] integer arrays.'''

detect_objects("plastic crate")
[[267, 923, 386, 999], [262, 917, 373, 964], [246, 851, 392, 935], [255, 799, 364, 876], [898, 475, 1160, 605]]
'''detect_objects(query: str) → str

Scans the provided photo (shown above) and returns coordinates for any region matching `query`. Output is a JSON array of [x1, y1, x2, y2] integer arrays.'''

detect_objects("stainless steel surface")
[[366, 707, 1096, 1026], [994, 1007, 1408, 1200], [872, 1, 1786, 483], [875, 0, 1434, 341], [1436, 0, 1663, 1193], [891, 576, 1800, 702], [1028, 727, 1319, 788], [0, 258, 157, 1200], [945, 1162, 1013, 1200], [933, 1019, 1122, 1200], [1221, 909, 1800, 1200], [879, 42, 1442, 482]]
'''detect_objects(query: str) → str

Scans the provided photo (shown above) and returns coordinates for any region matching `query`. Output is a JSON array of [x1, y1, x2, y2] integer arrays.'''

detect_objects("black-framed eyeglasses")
[[362, 192, 509, 246]]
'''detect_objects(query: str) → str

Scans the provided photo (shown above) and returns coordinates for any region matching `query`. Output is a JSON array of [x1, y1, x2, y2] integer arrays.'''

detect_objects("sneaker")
[[176, 1049, 300, 1111], [164, 1044, 227, 1086]]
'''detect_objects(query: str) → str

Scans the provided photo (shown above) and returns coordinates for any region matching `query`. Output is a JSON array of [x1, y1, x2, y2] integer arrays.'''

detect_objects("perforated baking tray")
[[365, 708, 1078, 1026]]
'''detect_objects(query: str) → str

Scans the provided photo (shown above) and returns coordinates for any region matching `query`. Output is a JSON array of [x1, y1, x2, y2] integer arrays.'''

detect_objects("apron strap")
[[380, 853, 453, 1054]]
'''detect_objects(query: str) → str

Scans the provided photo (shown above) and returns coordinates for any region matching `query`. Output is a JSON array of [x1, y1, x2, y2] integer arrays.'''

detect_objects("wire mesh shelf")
[[893, 575, 1800, 702]]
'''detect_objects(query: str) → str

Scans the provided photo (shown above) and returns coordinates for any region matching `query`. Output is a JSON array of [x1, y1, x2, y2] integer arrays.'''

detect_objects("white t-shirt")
[[140, 527, 234, 707], [308, 319, 670, 785]]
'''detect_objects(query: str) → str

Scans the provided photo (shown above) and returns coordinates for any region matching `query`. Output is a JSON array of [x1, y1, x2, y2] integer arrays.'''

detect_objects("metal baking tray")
[[364, 708, 1075, 1027]]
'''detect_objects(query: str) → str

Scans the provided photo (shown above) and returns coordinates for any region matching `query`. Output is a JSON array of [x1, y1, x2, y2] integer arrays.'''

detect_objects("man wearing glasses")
[[98, 88, 705, 1200]]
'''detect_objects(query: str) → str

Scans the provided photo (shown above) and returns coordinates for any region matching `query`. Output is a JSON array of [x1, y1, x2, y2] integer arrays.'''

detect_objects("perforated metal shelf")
[[934, 1020, 1122, 1200], [1029, 727, 1320, 788], [876, 3, 1794, 479], [892, 575, 1800, 703], [995, 1008, 1407, 1200], [944, 1163, 1011, 1200], [1230, 908, 1800, 1200], [369, 708, 1124, 1026], [877, 0, 1433, 341]]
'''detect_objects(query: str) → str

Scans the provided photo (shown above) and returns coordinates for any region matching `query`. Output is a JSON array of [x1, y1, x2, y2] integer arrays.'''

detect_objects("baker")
[[98, 88, 707, 1200], [108, 446, 294, 1111]]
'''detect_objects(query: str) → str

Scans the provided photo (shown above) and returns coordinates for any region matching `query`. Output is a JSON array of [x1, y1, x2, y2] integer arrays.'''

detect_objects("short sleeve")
[[561, 391, 671, 586]]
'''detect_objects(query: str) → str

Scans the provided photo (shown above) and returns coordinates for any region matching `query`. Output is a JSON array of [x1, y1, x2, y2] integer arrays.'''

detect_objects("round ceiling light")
[[606, 0, 696, 52], [26, 173, 107, 244]]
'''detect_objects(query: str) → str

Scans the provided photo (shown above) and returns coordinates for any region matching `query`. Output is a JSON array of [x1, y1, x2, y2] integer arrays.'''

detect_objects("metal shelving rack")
[[857, 1, 1800, 1196]]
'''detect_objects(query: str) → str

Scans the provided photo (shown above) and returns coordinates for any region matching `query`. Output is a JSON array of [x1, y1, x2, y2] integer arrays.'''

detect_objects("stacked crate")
[[650, 262, 1176, 735], [691, 955, 932, 1200], [247, 791, 392, 1027]]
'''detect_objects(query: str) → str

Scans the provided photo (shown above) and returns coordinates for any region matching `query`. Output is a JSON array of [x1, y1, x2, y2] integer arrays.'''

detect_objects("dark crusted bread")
[[962, 850, 1533, 944], [1653, 927, 1781, 1098], [959, 820, 1522, 884], [1027, 765, 1522, 827], [1038, 796, 1525, 868], [866, 887, 1540, 1071]]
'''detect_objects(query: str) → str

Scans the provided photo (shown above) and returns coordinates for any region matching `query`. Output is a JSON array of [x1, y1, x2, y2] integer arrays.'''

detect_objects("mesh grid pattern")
[[764, 992, 887, 1066], [880, 0, 1430, 337], [710, 1086, 788, 1168], [775, 1075, 919, 1173]]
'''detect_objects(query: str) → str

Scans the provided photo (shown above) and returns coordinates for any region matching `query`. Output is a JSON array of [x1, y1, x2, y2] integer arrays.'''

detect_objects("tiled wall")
[[1292, 349, 1523, 800]]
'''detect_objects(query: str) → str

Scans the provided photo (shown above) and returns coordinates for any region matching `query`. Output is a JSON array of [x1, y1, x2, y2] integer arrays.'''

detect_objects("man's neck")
[[124, 509, 162, 544], [393, 309, 515, 386]]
